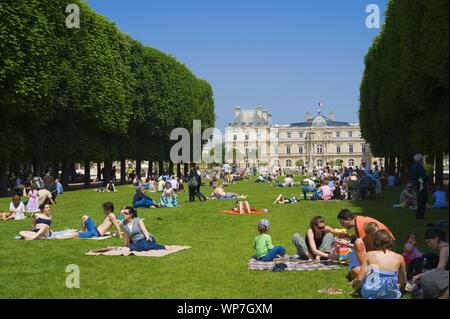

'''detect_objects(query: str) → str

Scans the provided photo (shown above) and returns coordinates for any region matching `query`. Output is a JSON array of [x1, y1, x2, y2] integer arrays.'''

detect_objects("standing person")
[[42, 171, 54, 190], [223, 163, 231, 185], [26, 185, 40, 214], [195, 165, 206, 200], [411, 154, 428, 220]]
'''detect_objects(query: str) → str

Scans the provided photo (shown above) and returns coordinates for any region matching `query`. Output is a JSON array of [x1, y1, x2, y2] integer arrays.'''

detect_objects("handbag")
[[188, 178, 198, 188]]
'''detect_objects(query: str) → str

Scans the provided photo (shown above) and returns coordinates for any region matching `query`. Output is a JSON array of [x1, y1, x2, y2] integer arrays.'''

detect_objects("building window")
[[316, 144, 323, 154], [287, 132, 292, 139], [233, 134, 237, 141], [276, 133, 280, 139], [299, 145, 304, 154], [348, 131, 353, 138], [336, 145, 341, 154], [299, 132, 304, 138], [245, 148, 249, 156], [246, 161, 250, 168], [286, 159, 292, 168], [349, 144, 354, 153], [245, 134, 249, 141], [349, 159, 355, 167], [362, 144, 366, 153], [274, 145, 279, 155], [317, 159, 323, 167], [286, 145, 291, 155], [336, 131, 341, 138]]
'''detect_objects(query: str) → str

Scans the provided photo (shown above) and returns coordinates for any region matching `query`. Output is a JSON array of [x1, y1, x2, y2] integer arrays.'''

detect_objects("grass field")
[[0, 178, 448, 299]]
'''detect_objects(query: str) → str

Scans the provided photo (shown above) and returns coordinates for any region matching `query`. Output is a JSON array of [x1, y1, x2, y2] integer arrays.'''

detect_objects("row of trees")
[[0, 0, 215, 195], [360, 0, 449, 185]]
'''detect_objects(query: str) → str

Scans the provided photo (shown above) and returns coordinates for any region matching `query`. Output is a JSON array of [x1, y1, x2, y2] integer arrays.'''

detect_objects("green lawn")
[[0, 179, 448, 299]]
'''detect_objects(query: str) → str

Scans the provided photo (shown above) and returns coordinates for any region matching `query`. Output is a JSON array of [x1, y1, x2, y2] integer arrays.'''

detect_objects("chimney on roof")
[[267, 113, 272, 124], [256, 106, 263, 118], [329, 112, 334, 121], [235, 106, 241, 119]]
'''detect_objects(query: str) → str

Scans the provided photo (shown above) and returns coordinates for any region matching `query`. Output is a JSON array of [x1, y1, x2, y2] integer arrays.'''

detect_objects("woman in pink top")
[[402, 233, 423, 266], [319, 180, 334, 200]]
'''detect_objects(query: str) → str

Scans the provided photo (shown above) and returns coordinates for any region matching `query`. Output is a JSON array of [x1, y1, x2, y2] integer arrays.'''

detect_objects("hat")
[[258, 219, 270, 230]]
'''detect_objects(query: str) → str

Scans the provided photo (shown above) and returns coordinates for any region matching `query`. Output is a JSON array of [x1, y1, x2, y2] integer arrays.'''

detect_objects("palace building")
[[224, 106, 375, 169]]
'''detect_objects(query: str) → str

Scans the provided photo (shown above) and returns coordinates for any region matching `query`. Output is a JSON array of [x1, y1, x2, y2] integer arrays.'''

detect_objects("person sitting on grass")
[[232, 200, 251, 214], [292, 216, 348, 261], [393, 183, 417, 209], [133, 187, 160, 209], [253, 219, 286, 262], [411, 228, 449, 299], [160, 182, 179, 208], [18, 204, 52, 240], [353, 230, 407, 299], [337, 209, 395, 240], [402, 233, 423, 269], [0, 195, 26, 221], [432, 185, 448, 209], [347, 222, 380, 282], [274, 194, 298, 204], [121, 206, 166, 252], [302, 178, 317, 200]]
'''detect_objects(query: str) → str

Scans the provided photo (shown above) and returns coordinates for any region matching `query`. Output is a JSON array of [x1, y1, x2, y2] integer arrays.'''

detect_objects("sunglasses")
[[122, 212, 131, 215]]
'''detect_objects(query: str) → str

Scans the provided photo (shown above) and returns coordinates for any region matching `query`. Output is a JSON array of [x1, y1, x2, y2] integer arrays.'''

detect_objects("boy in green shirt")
[[253, 219, 287, 262]]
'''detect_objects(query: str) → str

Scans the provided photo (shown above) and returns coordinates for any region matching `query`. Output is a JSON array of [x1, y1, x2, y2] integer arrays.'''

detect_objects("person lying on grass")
[[121, 206, 167, 252], [253, 219, 286, 262], [232, 200, 252, 214], [352, 230, 407, 299], [274, 194, 298, 204], [292, 216, 350, 261], [0, 195, 26, 221], [18, 204, 52, 240], [208, 185, 246, 200], [51, 202, 124, 240]]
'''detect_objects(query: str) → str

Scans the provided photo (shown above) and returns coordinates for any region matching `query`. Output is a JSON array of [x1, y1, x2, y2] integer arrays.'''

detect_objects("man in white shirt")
[[223, 163, 231, 184], [170, 176, 179, 191]]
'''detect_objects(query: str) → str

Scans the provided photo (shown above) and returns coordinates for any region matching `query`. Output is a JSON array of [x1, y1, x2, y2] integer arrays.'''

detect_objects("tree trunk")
[[184, 163, 189, 175], [435, 153, 444, 186], [0, 161, 9, 197], [61, 160, 70, 189], [84, 160, 91, 188], [32, 158, 42, 177], [97, 162, 102, 181], [53, 161, 60, 179], [120, 159, 126, 185], [103, 160, 112, 185], [177, 163, 182, 178], [169, 162, 174, 175], [159, 161, 164, 175], [70, 162, 78, 182], [136, 160, 142, 177]]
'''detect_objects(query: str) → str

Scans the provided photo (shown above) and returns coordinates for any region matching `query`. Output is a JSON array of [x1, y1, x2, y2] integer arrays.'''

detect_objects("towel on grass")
[[86, 245, 191, 257], [248, 258, 341, 272], [14, 229, 113, 240], [222, 210, 267, 215]]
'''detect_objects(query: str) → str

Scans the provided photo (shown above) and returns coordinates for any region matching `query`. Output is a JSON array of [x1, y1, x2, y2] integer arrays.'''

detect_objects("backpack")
[[188, 177, 198, 188]]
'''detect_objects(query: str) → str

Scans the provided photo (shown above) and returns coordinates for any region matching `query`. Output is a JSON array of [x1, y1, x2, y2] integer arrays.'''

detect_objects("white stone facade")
[[224, 106, 374, 169]]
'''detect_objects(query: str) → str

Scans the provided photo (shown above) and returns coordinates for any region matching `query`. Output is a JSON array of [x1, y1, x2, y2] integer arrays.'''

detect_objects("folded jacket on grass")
[[222, 210, 267, 215], [248, 258, 341, 271], [86, 245, 191, 257]]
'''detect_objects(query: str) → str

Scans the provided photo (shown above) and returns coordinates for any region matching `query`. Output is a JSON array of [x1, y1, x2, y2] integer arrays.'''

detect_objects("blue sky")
[[88, 0, 387, 131]]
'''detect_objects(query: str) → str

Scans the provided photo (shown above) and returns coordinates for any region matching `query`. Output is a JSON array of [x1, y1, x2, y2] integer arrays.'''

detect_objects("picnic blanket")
[[223, 210, 267, 215], [248, 258, 341, 272], [160, 196, 179, 208], [86, 245, 191, 257]]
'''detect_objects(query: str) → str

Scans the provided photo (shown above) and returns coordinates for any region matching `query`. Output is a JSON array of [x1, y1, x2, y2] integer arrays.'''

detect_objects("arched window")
[[317, 159, 323, 167], [286, 159, 292, 168], [348, 159, 355, 167]]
